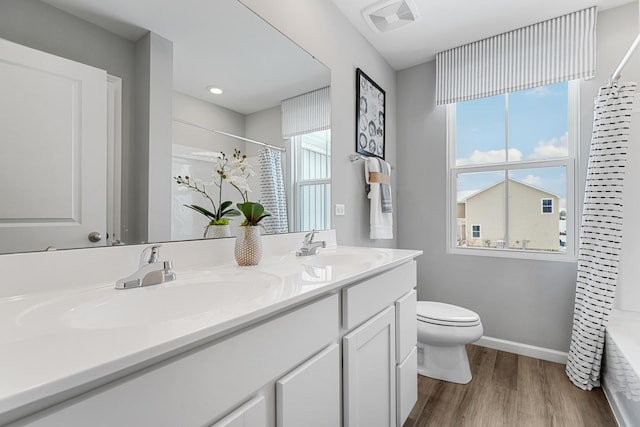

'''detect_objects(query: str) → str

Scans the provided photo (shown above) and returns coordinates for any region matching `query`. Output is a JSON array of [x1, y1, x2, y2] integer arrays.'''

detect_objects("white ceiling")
[[40, 0, 329, 114], [331, 0, 635, 70]]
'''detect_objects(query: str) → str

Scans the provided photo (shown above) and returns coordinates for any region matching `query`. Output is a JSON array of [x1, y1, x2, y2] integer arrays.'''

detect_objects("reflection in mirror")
[[171, 117, 287, 240], [0, 0, 331, 254]]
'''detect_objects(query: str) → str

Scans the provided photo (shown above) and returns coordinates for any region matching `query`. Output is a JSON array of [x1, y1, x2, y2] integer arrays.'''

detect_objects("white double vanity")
[[0, 231, 421, 426]]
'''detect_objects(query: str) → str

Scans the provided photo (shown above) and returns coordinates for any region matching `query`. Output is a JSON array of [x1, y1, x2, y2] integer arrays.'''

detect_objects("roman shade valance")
[[435, 7, 597, 105], [281, 86, 331, 139]]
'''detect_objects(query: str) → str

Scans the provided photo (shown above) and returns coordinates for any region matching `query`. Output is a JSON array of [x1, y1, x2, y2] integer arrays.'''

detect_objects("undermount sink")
[[299, 248, 388, 270], [18, 272, 283, 330], [16, 247, 390, 331]]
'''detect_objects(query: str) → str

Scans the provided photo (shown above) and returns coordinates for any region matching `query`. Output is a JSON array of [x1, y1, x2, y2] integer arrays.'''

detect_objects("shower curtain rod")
[[610, 33, 640, 84], [173, 118, 286, 152]]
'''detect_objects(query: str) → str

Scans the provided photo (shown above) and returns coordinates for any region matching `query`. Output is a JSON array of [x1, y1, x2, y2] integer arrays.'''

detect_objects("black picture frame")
[[355, 68, 385, 160]]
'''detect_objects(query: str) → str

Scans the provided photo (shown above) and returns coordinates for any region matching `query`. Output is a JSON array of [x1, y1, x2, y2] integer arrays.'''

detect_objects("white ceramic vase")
[[207, 224, 231, 239]]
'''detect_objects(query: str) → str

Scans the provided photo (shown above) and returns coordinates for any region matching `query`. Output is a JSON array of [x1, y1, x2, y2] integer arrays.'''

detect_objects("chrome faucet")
[[296, 230, 326, 256], [115, 244, 176, 290]]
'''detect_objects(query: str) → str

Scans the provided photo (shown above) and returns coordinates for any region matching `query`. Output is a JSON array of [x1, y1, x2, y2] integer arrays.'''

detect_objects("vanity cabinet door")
[[276, 344, 340, 427], [344, 306, 396, 427], [210, 396, 266, 427]]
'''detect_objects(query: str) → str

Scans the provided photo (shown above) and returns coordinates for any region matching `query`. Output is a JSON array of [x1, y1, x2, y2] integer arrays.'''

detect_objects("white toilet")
[[416, 301, 483, 384]]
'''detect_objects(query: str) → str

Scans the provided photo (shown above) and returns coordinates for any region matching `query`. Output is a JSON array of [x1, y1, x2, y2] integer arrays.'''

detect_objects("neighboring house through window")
[[447, 81, 578, 259]]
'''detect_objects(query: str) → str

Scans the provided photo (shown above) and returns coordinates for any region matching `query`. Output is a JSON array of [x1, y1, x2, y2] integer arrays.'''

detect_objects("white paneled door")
[[0, 38, 107, 253]]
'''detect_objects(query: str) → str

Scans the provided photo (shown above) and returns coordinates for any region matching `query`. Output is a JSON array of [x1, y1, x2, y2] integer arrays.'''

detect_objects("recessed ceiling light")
[[362, 0, 420, 34], [207, 86, 223, 95]]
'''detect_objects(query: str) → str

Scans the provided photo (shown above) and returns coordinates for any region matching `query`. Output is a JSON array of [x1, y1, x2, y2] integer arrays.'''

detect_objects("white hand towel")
[[365, 158, 393, 239]]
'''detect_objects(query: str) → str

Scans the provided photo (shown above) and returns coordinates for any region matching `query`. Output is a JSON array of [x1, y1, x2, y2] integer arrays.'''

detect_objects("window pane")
[[298, 182, 331, 232], [508, 167, 566, 252], [293, 130, 331, 232], [299, 130, 331, 179], [456, 94, 506, 165], [456, 171, 505, 247], [508, 82, 569, 162]]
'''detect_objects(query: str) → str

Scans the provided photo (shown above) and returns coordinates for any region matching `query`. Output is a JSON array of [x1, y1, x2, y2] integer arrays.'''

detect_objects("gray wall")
[[245, 106, 286, 154], [139, 33, 174, 243], [173, 92, 247, 154], [396, 2, 639, 352], [240, 0, 397, 248]]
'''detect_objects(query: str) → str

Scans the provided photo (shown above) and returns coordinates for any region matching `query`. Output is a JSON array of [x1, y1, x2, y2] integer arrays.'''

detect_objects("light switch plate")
[[335, 204, 345, 216]]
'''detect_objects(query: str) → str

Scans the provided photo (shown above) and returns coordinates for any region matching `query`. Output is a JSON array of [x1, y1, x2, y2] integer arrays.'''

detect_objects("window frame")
[[446, 81, 580, 262], [471, 224, 481, 238], [541, 198, 554, 215]]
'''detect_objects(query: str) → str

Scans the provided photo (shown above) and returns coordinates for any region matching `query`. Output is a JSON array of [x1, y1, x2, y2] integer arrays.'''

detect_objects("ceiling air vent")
[[362, 0, 420, 34]]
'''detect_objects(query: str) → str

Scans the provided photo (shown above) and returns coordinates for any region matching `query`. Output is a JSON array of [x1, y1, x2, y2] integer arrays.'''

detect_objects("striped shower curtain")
[[566, 82, 636, 390], [258, 148, 289, 234]]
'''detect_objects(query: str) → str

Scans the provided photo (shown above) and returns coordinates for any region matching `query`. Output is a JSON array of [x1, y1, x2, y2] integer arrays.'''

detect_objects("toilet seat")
[[417, 301, 481, 327]]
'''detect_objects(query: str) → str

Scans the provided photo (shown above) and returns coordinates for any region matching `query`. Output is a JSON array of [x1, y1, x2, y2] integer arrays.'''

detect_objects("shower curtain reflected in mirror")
[[259, 148, 289, 234]]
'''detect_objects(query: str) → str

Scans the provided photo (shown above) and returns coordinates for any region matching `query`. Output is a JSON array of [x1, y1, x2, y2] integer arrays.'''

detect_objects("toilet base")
[[417, 343, 472, 384]]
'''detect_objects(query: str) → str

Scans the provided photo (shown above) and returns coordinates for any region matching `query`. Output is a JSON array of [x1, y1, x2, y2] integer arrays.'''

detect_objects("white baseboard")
[[475, 336, 568, 364]]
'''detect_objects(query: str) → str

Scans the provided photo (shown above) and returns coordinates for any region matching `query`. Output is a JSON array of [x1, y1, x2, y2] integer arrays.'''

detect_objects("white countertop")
[[0, 244, 421, 424]]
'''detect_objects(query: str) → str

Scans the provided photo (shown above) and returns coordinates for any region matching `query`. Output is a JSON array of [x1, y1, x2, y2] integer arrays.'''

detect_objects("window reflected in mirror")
[[291, 130, 332, 232]]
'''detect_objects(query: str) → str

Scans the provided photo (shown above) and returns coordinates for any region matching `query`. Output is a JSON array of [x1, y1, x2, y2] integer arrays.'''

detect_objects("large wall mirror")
[[0, 0, 331, 255]]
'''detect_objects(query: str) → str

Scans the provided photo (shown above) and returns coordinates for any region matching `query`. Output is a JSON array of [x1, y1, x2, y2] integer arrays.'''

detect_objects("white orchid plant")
[[174, 149, 270, 234], [226, 149, 271, 227], [174, 151, 241, 237]]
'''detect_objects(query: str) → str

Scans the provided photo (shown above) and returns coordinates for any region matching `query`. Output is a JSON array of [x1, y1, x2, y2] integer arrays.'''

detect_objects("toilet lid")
[[417, 301, 480, 325]]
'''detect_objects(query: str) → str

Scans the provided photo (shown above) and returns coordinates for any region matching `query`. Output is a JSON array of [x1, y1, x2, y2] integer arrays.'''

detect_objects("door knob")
[[88, 231, 102, 242]]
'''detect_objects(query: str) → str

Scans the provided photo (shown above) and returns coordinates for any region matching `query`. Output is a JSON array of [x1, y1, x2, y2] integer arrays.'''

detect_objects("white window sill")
[[448, 246, 577, 263]]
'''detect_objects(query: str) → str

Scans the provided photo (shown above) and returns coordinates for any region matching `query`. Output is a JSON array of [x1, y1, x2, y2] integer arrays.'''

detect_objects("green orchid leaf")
[[237, 202, 271, 225], [184, 204, 216, 219], [221, 208, 241, 217], [219, 200, 234, 212]]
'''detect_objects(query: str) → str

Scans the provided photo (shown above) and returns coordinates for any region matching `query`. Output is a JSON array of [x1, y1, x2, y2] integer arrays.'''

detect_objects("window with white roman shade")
[[435, 7, 596, 105]]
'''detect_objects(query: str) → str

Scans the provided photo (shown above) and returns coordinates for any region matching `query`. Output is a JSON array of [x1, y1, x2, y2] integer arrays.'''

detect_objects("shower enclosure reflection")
[[171, 85, 331, 241]]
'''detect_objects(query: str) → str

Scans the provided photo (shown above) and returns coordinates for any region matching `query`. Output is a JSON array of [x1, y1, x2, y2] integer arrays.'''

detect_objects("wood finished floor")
[[403, 345, 617, 427]]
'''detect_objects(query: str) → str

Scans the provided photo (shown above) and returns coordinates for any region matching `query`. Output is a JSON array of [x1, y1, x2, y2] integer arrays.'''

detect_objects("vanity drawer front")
[[15, 293, 339, 427], [342, 261, 416, 331], [396, 346, 418, 427]]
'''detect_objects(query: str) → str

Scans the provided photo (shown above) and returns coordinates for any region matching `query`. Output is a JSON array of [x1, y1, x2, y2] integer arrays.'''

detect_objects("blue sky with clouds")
[[456, 81, 569, 209]]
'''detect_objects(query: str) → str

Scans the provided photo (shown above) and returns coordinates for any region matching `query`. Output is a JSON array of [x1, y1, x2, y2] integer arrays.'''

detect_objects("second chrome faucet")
[[296, 230, 326, 256], [115, 244, 176, 290]]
